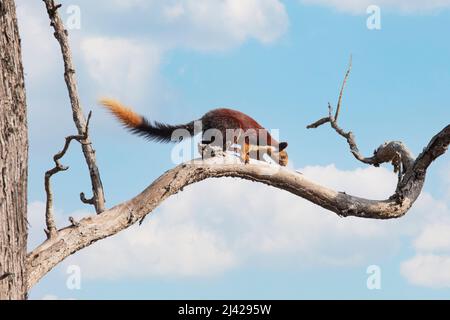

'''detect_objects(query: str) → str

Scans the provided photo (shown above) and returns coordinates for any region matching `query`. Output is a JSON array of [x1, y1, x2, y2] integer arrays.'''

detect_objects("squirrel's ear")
[[279, 142, 288, 151]]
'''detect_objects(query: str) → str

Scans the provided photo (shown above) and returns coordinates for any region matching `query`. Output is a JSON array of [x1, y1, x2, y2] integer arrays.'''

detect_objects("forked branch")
[[307, 58, 414, 177], [43, 0, 105, 213], [44, 112, 92, 239], [335, 55, 352, 121]]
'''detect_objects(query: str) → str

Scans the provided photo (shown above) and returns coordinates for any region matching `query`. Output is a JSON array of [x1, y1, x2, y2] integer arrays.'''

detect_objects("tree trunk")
[[0, 0, 28, 300]]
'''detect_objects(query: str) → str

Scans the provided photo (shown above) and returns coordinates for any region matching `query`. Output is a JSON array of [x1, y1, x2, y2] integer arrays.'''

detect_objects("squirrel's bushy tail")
[[100, 98, 194, 143]]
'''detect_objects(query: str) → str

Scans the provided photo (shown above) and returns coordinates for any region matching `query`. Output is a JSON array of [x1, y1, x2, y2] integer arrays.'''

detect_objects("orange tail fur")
[[99, 98, 143, 129], [99, 98, 195, 143]]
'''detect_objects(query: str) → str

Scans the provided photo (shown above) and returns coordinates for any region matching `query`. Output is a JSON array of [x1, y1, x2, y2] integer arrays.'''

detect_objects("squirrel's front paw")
[[244, 154, 250, 164]]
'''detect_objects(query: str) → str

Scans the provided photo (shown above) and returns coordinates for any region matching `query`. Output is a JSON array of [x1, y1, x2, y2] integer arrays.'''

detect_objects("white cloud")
[[441, 161, 450, 199], [164, 3, 185, 21], [41, 294, 59, 300], [300, 164, 397, 198], [301, 0, 450, 14], [110, 0, 151, 9], [59, 164, 411, 280], [414, 224, 450, 253], [80, 37, 162, 100], [27, 201, 92, 251], [16, 1, 60, 82], [38, 294, 76, 300], [27, 201, 47, 250], [401, 254, 450, 288], [400, 194, 450, 288], [66, 220, 236, 280], [105, 0, 289, 51], [162, 0, 289, 50], [28, 163, 450, 284]]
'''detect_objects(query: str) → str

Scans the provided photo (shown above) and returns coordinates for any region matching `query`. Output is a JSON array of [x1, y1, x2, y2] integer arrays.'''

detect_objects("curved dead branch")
[[43, 0, 105, 213], [27, 124, 449, 289], [44, 112, 92, 239]]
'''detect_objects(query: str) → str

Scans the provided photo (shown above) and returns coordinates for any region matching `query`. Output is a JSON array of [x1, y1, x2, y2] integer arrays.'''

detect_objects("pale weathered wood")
[[0, 0, 28, 300], [43, 0, 105, 213], [44, 113, 92, 239]]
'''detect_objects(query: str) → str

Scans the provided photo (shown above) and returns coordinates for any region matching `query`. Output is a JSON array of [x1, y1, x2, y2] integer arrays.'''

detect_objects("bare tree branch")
[[308, 103, 415, 173], [335, 55, 352, 121], [43, 0, 105, 213], [44, 112, 92, 239], [26, 123, 450, 289], [307, 59, 414, 176]]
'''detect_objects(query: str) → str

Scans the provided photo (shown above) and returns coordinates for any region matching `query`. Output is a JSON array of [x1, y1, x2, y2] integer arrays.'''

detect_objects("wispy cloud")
[[104, 0, 289, 51], [442, 161, 450, 199], [80, 37, 162, 100], [48, 164, 407, 279], [414, 224, 450, 253], [16, 2, 59, 82], [28, 163, 450, 286], [400, 199, 450, 288], [401, 254, 450, 288], [301, 0, 450, 14]]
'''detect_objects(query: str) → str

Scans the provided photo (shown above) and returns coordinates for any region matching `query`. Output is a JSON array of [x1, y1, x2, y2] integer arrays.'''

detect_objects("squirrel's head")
[[269, 142, 289, 166]]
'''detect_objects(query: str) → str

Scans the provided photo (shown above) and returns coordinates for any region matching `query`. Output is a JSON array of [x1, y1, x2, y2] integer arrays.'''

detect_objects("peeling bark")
[[0, 0, 28, 300]]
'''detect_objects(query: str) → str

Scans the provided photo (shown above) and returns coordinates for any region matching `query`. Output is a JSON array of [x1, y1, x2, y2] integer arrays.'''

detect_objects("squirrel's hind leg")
[[241, 137, 250, 164]]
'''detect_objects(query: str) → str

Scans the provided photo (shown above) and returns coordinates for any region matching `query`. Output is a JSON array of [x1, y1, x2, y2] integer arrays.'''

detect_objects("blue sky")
[[15, 0, 450, 299]]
